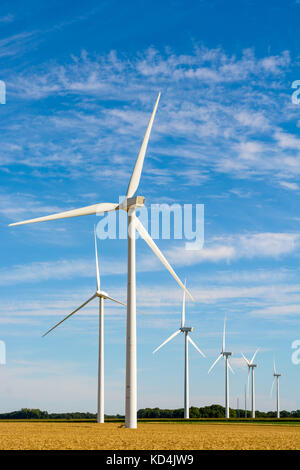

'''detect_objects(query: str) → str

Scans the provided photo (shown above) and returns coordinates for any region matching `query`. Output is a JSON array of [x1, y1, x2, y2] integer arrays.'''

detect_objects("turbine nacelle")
[[208, 318, 234, 376], [222, 351, 232, 357], [96, 290, 109, 298], [180, 326, 193, 333], [153, 284, 205, 359], [119, 196, 145, 212]]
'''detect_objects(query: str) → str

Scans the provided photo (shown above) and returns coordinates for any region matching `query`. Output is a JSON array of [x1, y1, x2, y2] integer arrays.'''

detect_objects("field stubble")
[[0, 422, 300, 450]]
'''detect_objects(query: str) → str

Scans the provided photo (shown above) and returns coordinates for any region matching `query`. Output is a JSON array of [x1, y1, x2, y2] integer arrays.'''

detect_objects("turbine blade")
[[241, 353, 250, 366], [9, 203, 118, 227], [181, 280, 186, 328], [134, 216, 194, 300], [273, 358, 277, 375], [126, 93, 161, 198], [153, 329, 181, 354], [222, 316, 226, 353], [42, 294, 97, 337], [270, 377, 276, 397], [104, 295, 126, 306], [187, 336, 206, 357], [228, 360, 235, 374], [250, 348, 259, 364], [94, 226, 100, 292], [208, 354, 222, 374]]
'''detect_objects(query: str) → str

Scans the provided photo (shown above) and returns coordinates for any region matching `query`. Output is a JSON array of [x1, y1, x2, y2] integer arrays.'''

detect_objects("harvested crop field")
[[0, 422, 300, 450]]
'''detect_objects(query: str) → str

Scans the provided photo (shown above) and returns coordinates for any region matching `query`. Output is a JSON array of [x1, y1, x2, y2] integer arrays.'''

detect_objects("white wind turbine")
[[271, 359, 281, 419], [42, 228, 125, 424], [208, 318, 234, 419], [9, 92, 193, 428], [242, 348, 259, 418], [153, 285, 205, 419]]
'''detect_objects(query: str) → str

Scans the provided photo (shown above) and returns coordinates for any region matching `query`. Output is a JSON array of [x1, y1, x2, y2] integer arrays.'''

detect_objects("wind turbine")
[[271, 359, 281, 419], [9, 93, 193, 428], [42, 228, 125, 424], [242, 348, 259, 418], [208, 318, 234, 419], [153, 285, 205, 419]]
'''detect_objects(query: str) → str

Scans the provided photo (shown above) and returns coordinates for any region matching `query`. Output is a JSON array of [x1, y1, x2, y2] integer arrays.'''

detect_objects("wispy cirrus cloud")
[[251, 304, 300, 317], [0, 14, 14, 23], [279, 181, 300, 191], [0, 31, 36, 59], [0, 232, 297, 288], [0, 192, 62, 221], [1, 45, 298, 190], [166, 232, 299, 266]]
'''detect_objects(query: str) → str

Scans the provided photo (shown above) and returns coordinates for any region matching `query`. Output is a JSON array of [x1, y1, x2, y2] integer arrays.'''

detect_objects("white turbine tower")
[[9, 93, 193, 428], [42, 228, 125, 424], [271, 359, 281, 419], [208, 318, 234, 419], [242, 348, 259, 419], [153, 285, 205, 419]]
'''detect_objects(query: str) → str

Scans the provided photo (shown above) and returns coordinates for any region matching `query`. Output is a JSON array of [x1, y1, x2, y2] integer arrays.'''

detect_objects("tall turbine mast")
[[271, 359, 281, 419], [242, 348, 259, 419], [208, 317, 234, 419], [153, 284, 205, 419], [9, 93, 193, 429]]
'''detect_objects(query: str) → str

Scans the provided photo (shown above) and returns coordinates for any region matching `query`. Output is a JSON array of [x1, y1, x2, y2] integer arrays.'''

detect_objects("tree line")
[[0, 409, 122, 420], [137, 405, 300, 418], [0, 405, 300, 419]]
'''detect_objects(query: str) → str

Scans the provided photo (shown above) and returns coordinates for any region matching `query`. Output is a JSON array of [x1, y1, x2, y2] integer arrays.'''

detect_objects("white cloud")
[[275, 131, 300, 150], [279, 181, 300, 191], [239, 233, 298, 257], [0, 31, 35, 59], [0, 257, 126, 286], [0, 193, 62, 221], [0, 14, 14, 23], [251, 304, 300, 317], [0, 232, 297, 290], [1, 45, 298, 191], [230, 357, 247, 370], [166, 232, 298, 266]]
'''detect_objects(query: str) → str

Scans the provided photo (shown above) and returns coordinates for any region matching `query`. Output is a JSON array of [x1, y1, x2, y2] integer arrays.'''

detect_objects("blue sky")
[[1, 0, 300, 414]]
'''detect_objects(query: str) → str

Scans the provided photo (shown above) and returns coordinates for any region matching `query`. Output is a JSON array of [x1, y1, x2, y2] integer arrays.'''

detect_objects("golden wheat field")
[[0, 422, 300, 450]]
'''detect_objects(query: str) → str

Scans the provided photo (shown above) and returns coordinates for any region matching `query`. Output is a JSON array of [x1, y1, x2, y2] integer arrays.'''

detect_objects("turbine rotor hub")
[[97, 290, 108, 298], [180, 326, 193, 332], [119, 196, 145, 212]]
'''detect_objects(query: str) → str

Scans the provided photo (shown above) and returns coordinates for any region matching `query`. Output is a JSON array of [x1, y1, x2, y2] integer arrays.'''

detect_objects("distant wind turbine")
[[208, 317, 234, 419], [9, 93, 193, 428], [242, 348, 259, 418], [43, 228, 125, 424], [271, 359, 281, 419], [153, 285, 205, 419]]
